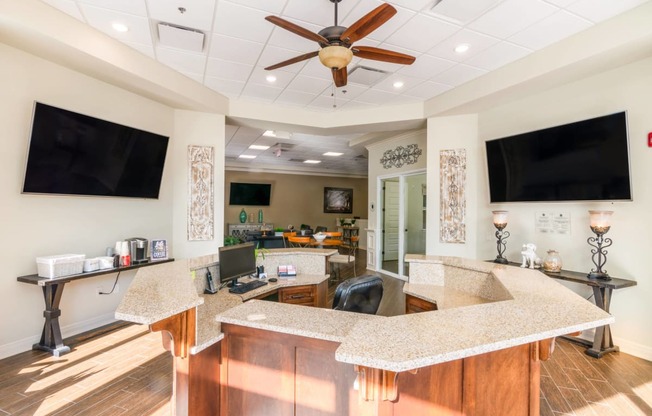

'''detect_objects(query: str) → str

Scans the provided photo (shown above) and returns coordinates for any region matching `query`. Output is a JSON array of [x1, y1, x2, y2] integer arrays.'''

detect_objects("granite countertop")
[[216, 256, 613, 373]]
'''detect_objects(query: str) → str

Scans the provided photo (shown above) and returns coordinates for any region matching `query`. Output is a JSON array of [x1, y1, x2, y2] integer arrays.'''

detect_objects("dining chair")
[[288, 235, 311, 248], [329, 239, 357, 282], [282, 231, 296, 248]]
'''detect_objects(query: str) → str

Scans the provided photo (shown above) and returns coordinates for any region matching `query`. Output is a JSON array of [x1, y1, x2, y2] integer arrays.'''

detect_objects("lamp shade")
[[318, 46, 353, 70], [492, 210, 508, 227], [589, 210, 613, 234]]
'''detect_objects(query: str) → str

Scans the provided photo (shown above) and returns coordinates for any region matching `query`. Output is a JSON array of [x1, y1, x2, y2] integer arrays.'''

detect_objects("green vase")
[[258, 209, 263, 223], [239, 208, 247, 223]]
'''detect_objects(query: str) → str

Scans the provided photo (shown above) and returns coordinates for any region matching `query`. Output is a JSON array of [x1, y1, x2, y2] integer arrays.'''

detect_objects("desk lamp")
[[587, 210, 613, 280], [492, 210, 509, 264]]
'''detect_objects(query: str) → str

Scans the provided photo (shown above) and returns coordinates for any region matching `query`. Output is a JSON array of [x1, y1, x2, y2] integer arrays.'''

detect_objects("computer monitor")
[[218, 243, 256, 287]]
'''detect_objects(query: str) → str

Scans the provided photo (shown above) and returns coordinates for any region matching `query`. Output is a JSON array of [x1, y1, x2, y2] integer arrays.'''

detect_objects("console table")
[[540, 268, 636, 358], [499, 262, 636, 358], [17, 259, 173, 356]]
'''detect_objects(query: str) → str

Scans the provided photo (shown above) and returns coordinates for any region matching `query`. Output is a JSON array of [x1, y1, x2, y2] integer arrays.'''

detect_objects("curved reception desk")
[[116, 251, 612, 416]]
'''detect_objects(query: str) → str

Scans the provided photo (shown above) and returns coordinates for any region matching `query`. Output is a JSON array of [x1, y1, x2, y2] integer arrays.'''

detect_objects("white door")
[[383, 180, 400, 261]]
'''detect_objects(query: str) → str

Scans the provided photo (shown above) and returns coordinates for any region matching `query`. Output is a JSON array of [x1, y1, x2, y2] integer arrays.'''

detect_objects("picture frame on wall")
[[324, 187, 353, 214], [151, 239, 168, 261]]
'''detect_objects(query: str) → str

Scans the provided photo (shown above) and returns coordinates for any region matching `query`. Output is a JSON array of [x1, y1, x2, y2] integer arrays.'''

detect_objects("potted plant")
[[224, 235, 241, 246], [274, 227, 284, 236], [351, 218, 356, 226], [339, 218, 347, 227], [254, 243, 269, 277]]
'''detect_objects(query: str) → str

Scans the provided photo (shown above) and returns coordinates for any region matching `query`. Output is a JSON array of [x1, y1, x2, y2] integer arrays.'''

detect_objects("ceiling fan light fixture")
[[318, 45, 353, 70]]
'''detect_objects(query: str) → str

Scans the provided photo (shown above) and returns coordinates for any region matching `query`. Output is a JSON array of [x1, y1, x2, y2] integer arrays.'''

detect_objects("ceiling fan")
[[264, 0, 416, 87]]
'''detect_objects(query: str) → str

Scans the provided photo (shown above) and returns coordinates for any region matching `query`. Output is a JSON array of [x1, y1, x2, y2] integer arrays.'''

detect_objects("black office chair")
[[315, 226, 327, 233], [332, 275, 383, 315]]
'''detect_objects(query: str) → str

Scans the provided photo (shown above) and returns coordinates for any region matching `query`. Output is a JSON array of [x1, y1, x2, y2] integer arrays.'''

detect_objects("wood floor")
[[2, 253, 651, 415]]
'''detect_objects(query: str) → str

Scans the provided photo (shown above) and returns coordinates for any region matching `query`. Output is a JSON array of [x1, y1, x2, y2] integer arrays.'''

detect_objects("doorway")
[[379, 171, 426, 279]]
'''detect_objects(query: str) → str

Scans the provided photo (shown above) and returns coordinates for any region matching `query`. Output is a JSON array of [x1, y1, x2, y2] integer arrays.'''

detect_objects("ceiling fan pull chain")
[[332, 83, 337, 108]]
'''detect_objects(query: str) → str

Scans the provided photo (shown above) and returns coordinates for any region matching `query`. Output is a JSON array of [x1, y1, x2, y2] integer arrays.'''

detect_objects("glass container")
[[543, 250, 563, 273]]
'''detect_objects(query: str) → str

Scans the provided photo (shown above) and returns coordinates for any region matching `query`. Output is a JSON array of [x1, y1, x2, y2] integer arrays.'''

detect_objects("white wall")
[[475, 57, 652, 360], [426, 115, 479, 258], [0, 43, 177, 358]]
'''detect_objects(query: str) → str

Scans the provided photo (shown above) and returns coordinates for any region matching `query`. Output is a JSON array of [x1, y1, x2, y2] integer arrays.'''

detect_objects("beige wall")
[[224, 171, 367, 235]]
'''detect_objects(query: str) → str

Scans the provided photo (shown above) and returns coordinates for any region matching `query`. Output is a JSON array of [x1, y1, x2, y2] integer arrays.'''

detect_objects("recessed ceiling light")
[[249, 145, 270, 150], [239, 155, 256, 159], [263, 130, 276, 137], [112, 22, 129, 33], [455, 43, 470, 54], [393, 81, 404, 89], [323, 152, 343, 157], [266, 75, 277, 83], [304, 160, 321, 164]]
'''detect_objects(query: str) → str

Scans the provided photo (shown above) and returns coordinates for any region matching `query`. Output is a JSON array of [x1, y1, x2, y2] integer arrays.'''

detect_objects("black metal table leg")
[[585, 286, 619, 358], [34, 283, 71, 357]]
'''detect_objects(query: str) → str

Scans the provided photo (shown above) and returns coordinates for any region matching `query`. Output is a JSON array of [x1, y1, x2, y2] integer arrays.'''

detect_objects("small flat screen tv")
[[229, 182, 271, 206], [485, 112, 632, 203], [218, 243, 256, 287], [22, 102, 169, 199]]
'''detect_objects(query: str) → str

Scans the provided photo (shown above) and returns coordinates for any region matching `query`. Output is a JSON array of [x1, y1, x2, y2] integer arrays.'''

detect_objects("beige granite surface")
[[217, 299, 381, 343], [403, 283, 496, 310]]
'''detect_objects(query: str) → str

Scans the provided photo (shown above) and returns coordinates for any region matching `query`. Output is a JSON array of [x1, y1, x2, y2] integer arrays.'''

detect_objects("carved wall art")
[[440, 149, 466, 244], [188, 145, 214, 241], [380, 144, 422, 169]]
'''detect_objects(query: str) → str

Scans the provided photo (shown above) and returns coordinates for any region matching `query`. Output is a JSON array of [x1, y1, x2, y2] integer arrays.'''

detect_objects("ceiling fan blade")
[[265, 16, 328, 45], [352, 46, 416, 65], [340, 3, 396, 44], [265, 51, 319, 70], [332, 67, 347, 87]]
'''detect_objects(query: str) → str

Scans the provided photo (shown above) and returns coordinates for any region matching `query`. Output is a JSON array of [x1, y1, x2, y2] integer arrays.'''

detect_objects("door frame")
[[376, 168, 426, 280]]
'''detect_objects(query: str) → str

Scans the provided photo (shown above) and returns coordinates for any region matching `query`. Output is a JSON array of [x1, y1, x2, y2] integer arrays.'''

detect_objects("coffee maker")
[[126, 238, 149, 264]]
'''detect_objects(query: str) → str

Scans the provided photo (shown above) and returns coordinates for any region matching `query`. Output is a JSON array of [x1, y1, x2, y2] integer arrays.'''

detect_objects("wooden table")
[[17, 259, 173, 356], [540, 267, 636, 358]]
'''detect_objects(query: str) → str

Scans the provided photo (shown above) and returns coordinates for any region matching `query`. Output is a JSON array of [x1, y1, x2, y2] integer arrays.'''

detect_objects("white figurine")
[[520, 243, 541, 269]]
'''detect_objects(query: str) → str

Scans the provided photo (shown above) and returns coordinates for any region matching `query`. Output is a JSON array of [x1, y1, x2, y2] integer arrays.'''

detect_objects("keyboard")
[[228, 279, 268, 294]]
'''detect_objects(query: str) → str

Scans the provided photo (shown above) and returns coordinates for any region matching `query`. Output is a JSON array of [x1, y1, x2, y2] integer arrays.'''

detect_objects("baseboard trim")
[[617, 338, 652, 362], [0, 313, 120, 360]]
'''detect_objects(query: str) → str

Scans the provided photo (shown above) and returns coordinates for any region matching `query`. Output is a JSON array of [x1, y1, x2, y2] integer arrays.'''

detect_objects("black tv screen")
[[22, 102, 169, 199], [229, 182, 271, 206], [486, 112, 632, 203]]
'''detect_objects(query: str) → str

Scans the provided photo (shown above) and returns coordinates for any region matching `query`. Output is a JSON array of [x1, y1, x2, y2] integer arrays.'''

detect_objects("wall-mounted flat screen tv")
[[486, 112, 632, 203], [229, 182, 271, 206], [22, 102, 169, 199]]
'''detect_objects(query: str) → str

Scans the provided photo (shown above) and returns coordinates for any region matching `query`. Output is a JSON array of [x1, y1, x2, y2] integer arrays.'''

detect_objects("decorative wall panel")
[[188, 145, 214, 241], [440, 149, 466, 244]]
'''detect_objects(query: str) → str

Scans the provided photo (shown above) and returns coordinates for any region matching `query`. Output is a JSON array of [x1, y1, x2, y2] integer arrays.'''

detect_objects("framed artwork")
[[151, 239, 168, 261], [324, 187, 353, 214]]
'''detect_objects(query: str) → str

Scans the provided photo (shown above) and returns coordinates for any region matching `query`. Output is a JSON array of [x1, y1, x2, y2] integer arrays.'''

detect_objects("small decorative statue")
[[520, 243, 541, 269]]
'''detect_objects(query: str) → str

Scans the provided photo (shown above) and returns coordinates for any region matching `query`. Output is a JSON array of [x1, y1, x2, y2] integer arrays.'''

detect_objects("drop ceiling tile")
[[430, 63, 487, 87], [565, 0, 649, 23], [179, 70, 205, 84], [206, 58, 253, 82], [397, 54, 456, 79], [427, 0, 503, 24], [147, 0, 216, 31], [508, 10, 591, 50], [282, 0, 359, 28], [78, 0, 147, 16], [80, 5, 153, 44], [427, 29, 500, 62], [41, 0, 84, 20], [544, 0, 576, 6], [385, 14, 460, 53], [373, 73, 426, 94], [225, 125, 239, 141], [156, 47, 207, 74], [296, 56, 335, 81], [403, 81, 452, 99], [464, 41, 531, 71], [389, 0, 433, 12], [227, 0, 288, 14], [208, 34, 264, 65], [383, 94, 422, 106], [232, 126, 264, 140], [469, 0, 559, 39], [204, 76, 245, 96], [258, 45, 311, 72], [250, 66, 296, 89], [275, 89, 318, 106], [241, 82, 284, 102], [331, 83, 369, 101], [355, 88, 399, 105], [339, 100, 379, 110], [307, 95, 340, 111], [213, 1, 273, 43], [286, 75, 332, 94]]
